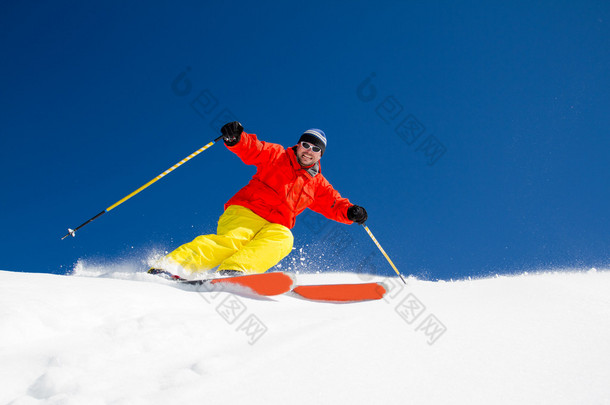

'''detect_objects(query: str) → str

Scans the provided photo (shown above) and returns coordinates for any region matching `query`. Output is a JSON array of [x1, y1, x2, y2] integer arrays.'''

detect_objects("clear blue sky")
[[1, 1, 608, 280]]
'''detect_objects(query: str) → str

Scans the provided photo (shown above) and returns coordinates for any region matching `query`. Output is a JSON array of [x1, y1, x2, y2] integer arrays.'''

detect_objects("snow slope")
[[1, 268, 609, 404]]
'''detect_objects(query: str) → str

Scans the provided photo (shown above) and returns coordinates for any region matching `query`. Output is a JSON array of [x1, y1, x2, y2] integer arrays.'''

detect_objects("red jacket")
[[224, 132, 353, 229]]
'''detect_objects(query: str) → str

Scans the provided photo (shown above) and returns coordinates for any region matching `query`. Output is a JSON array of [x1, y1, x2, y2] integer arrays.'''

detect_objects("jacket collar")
[[289, 146, 320, 177]]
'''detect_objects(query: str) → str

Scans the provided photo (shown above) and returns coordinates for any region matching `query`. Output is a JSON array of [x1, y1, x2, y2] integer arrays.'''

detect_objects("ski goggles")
[[300, 141, 322, 153]]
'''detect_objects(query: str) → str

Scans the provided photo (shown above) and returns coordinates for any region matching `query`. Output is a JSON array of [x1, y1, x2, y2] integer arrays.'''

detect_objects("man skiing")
[[154, 121, 368, 278]]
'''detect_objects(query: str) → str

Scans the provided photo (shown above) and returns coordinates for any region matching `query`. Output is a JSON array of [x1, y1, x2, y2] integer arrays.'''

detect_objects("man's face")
[[295, 142, 322, 167]]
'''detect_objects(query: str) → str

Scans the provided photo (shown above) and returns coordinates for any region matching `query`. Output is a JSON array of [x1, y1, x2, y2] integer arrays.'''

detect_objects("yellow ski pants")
[[165, 205, 294, 274]]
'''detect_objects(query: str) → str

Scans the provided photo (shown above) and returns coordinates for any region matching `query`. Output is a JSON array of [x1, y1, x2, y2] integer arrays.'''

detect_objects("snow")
[[1, 267, 609, 404]]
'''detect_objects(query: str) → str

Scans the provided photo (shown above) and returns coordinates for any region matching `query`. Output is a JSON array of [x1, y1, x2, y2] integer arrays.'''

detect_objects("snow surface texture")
[[1, 267, 609, 404]]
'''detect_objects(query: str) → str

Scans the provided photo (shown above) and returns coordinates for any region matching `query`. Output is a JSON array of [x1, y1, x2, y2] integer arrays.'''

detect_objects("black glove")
[[221, 121, 243, 146], [347, 205, 368, 225]]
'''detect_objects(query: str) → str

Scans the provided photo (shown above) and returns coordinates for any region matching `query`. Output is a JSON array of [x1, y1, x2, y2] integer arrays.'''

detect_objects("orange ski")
[[292, 282, 387, 302], [190, 272, 294, 296], [149, 269, 294, 296]]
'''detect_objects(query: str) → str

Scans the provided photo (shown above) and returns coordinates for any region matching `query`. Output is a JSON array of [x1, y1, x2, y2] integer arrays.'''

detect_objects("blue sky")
[[1, 1, 608, 280]]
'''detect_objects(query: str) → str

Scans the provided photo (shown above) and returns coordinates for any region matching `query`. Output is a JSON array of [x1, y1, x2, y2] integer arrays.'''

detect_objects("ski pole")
[[362, 224, 407, 285], [62, 134, 224, 240]]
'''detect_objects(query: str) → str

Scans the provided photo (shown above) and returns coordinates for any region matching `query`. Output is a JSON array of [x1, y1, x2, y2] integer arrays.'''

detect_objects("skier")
[[153, 121, 368, 278]]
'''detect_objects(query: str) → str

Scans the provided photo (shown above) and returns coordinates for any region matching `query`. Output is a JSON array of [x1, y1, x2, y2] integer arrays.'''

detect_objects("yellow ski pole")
[[362, 224, 407, 285], [62, 135, 224, 240]]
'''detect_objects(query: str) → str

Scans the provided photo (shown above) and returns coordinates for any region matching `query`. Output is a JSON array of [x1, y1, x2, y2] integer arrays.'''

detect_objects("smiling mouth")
[[298, 154, 315, 166]]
